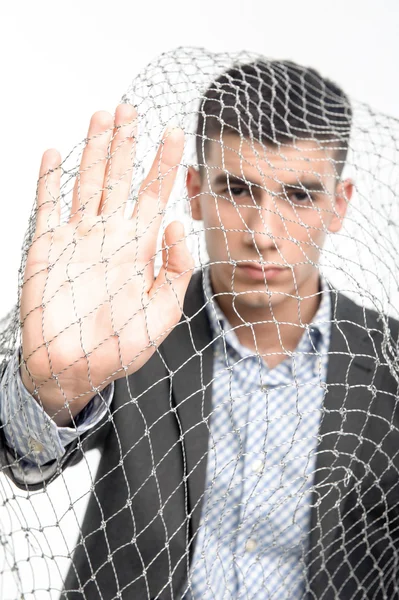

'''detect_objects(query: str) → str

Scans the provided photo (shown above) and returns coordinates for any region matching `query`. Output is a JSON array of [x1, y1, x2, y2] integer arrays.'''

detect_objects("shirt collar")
[[203, 264, 332, 367]]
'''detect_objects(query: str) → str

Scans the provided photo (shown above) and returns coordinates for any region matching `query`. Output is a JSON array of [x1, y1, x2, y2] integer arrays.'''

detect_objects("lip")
[[236, 263, 287, 281]]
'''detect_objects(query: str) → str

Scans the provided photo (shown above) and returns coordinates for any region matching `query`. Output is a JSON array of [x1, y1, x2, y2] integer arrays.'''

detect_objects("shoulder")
[[332, 289, 399, 351]]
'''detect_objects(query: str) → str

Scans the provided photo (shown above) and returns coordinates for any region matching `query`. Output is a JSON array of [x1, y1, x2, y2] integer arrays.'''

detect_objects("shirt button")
[[245, 538, 258, 553], [252, 459, 264, 474], [29, 438, 44, 453]]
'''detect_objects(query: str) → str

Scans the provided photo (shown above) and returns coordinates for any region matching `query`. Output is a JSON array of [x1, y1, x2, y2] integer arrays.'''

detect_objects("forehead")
[[204, 133, 338, 185]]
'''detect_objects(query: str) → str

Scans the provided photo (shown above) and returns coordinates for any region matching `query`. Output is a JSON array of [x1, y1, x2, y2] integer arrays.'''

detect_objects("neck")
[[211, 270, 322, 362]]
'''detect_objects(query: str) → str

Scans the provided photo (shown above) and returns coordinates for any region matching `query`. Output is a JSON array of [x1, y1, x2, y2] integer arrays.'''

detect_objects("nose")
[[242, 193, 284, 252]]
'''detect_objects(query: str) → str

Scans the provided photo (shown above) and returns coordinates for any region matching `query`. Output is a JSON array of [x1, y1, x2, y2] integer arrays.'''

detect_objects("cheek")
[[282, 210, 329, 262], [292, 204, 333, 238], [203, 227, 225, 260], [202, 198, 245, 260], [202, 200, 244, 244], [305, 208, 333, 251], [202, 198, 244, 226]]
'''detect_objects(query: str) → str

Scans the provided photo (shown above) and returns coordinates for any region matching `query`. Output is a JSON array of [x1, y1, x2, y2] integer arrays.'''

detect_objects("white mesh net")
[[1, 46, 399, 599]]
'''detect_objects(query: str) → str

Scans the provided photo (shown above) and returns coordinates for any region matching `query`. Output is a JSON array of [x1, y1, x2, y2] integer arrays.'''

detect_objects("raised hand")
[[20, 104, 194, 425]]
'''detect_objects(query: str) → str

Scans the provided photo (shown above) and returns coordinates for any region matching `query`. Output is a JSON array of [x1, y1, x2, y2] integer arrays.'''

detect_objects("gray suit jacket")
[[2, 270, 399, 599]]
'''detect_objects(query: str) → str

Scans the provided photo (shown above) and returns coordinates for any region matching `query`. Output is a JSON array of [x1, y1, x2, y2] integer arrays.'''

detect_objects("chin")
[[233, 290, 281, 310]]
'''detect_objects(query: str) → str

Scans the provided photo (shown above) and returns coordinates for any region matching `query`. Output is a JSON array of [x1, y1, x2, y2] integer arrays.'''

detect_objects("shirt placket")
[[189, 268, 332, 600], [231, 353, 271, 598]]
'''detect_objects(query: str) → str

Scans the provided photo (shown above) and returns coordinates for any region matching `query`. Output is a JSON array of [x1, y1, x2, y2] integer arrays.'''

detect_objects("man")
[[1, 58, 399, 599]]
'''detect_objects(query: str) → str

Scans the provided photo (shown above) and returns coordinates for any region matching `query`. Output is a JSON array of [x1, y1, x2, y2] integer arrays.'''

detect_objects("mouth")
[[235, 262, 288, 282]]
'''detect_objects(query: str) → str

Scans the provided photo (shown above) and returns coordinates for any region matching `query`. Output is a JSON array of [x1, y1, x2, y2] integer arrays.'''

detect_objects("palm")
[[20, 105, 193, 423]]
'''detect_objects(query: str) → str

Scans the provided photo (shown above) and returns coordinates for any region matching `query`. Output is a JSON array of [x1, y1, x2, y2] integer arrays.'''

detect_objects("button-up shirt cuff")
[[0, 348, 114, 467]]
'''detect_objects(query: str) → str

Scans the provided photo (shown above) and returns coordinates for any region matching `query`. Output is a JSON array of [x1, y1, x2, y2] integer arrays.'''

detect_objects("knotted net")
[[1, 46, 399, 599]]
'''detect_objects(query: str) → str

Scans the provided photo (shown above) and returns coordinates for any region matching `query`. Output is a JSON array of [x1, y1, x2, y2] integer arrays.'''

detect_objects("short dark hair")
[[196, 59, 352, 177]]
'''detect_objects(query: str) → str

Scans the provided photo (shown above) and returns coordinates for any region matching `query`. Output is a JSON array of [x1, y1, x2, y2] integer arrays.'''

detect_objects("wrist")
[[19, 362, 99, 426]]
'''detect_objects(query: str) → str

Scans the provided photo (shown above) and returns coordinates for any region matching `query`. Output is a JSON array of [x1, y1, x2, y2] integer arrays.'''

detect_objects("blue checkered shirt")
[[0, 268, 331, 597], [182, 270, 331, 598]]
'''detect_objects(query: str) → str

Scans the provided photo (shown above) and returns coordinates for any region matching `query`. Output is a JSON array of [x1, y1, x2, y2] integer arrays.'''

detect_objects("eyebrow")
[[211, 173, 328, 193]]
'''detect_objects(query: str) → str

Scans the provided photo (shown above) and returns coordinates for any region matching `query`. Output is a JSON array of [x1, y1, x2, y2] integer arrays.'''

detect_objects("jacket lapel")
[[308, 290, 383, 594], [159, 270, 214, 545]]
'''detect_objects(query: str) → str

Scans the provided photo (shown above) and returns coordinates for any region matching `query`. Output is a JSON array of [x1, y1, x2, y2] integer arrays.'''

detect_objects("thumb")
[[150, 220, 194, 310]]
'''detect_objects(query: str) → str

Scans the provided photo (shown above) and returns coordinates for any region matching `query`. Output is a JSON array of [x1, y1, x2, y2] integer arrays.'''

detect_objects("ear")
[[328, 178, 354, 233], [186, 166, 203, 221]]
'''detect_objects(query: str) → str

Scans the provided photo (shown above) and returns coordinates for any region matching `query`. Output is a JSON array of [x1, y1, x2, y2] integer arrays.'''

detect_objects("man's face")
[[188, 133, 353, 312]]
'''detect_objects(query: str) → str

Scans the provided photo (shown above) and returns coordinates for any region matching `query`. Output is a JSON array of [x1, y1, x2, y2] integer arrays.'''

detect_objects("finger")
[[149, 220, 194, 311], [35, 149, 62, 238], [99, 103, 137, 217], [132, 128, 184, 260], [70, 110, 114, 222]]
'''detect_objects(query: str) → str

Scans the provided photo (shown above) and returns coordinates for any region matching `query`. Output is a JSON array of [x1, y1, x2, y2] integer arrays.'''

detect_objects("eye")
[[231, 186, 248, 196], [222, 186, 249, 201], [287, 190, 314, 205]]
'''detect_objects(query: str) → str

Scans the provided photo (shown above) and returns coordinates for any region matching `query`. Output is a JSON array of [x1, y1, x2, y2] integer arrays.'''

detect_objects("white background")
[[1, 0, 399, 316], [1, 0, 399, 597]]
